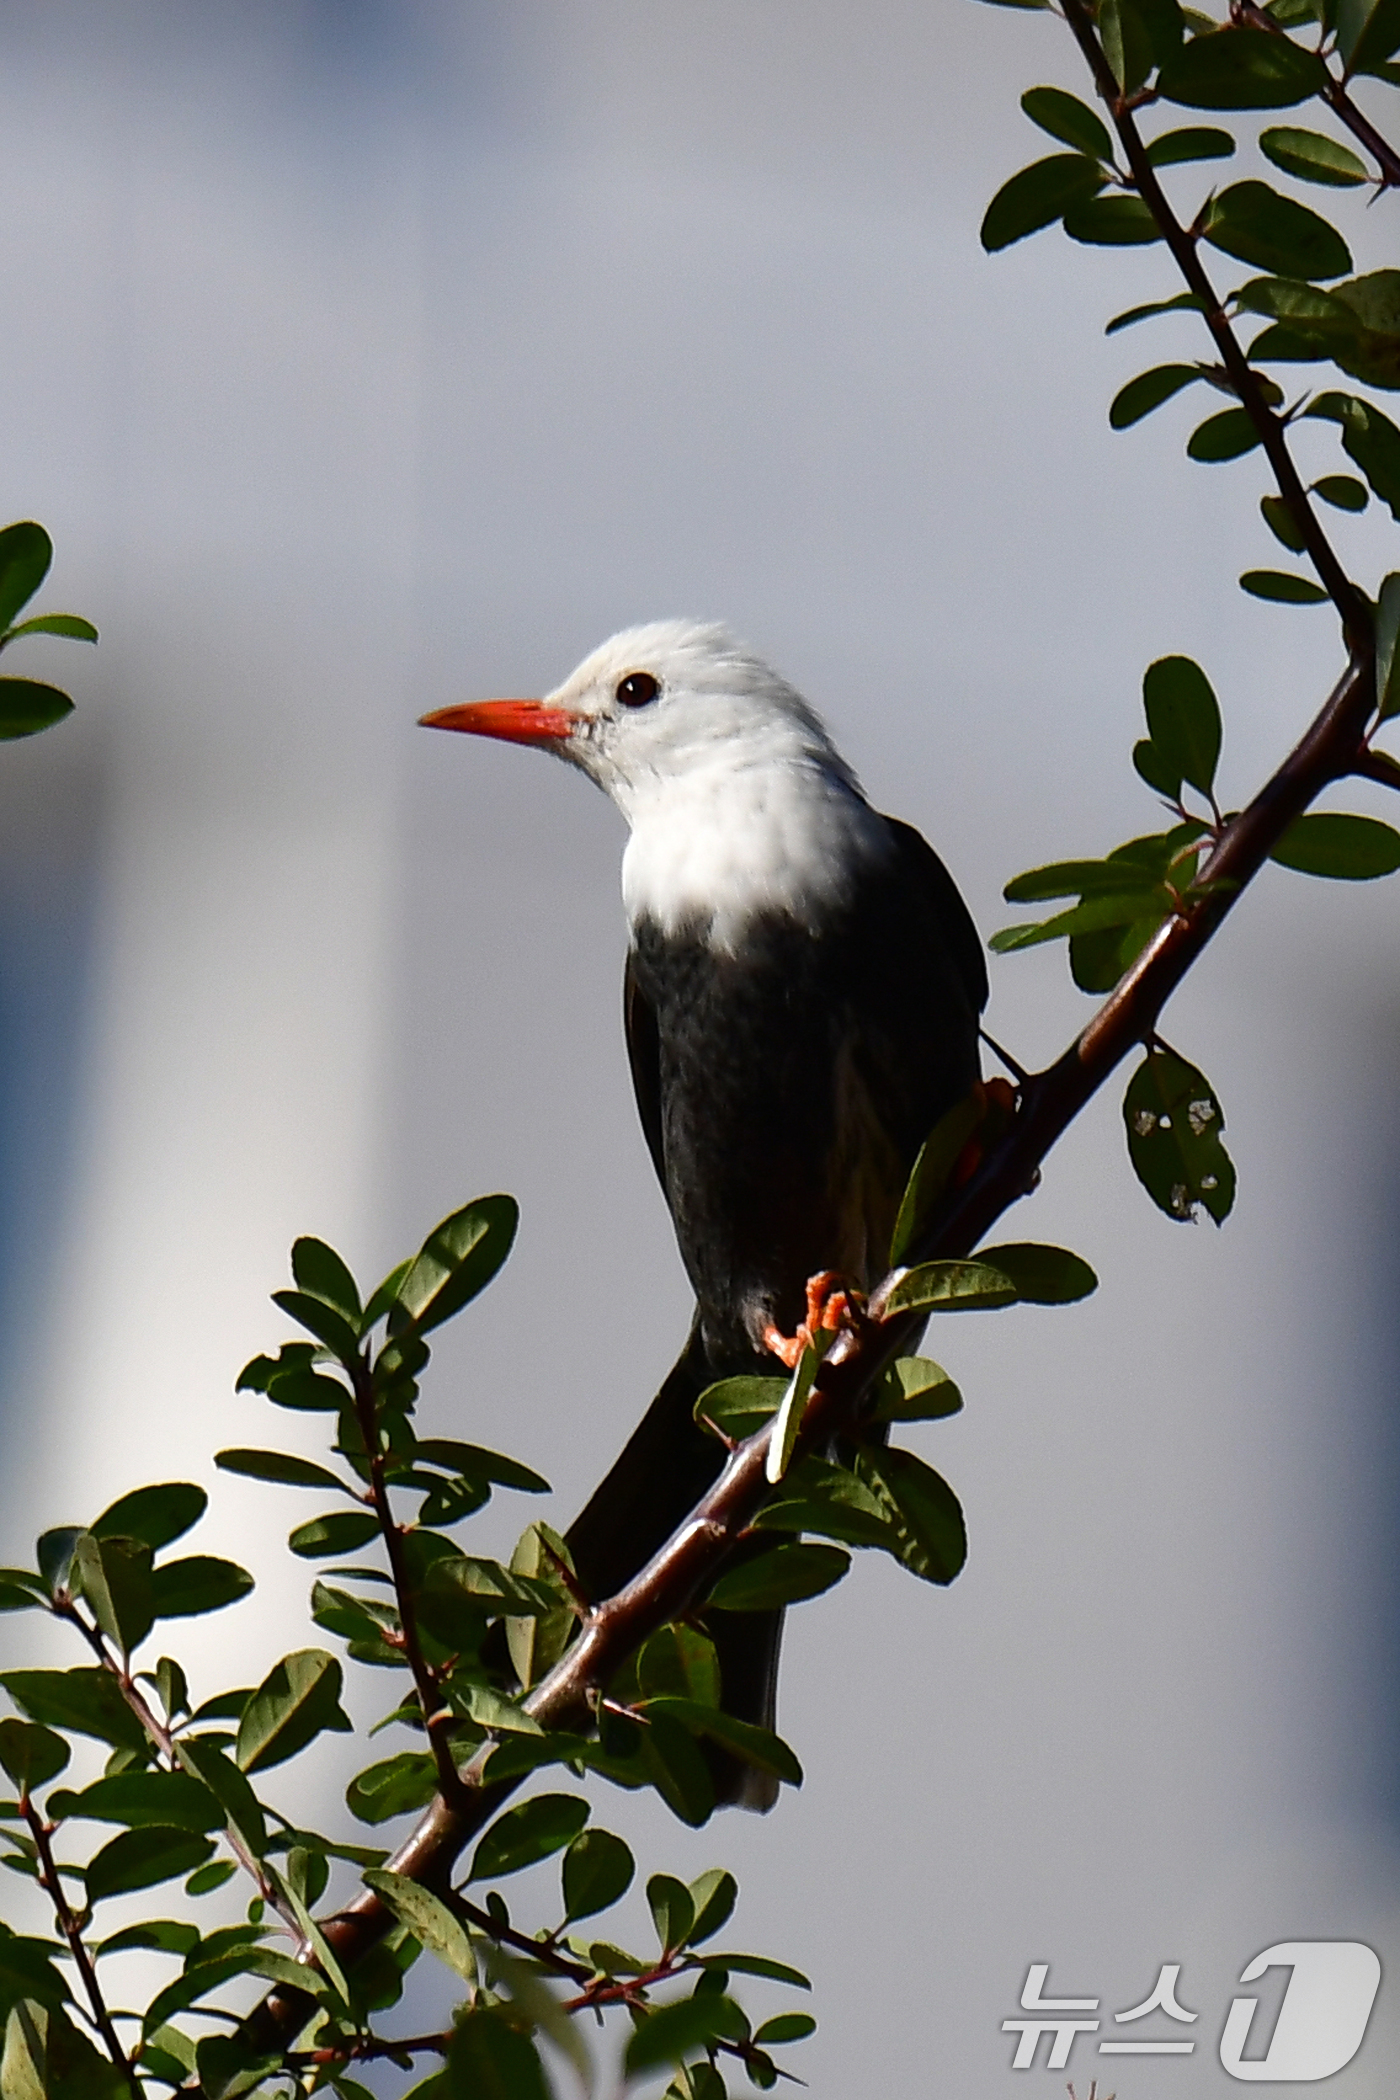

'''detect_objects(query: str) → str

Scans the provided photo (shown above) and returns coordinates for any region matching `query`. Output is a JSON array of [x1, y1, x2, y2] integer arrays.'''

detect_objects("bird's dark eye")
[[615, 671, 660, 708]]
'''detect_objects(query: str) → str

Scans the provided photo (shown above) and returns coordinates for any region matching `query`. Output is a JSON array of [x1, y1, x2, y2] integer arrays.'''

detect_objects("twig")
[[1231, 0, 1400, 191], [348, 1357, 467, 1812], [1354, 743, 1400, 790], [22, 1795, 137, 2089]]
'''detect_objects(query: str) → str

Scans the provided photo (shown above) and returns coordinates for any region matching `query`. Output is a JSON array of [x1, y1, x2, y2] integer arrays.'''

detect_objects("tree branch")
[[1230, 0, 1400, 191], [1061, 0, 1372, 654], [23, 1796, 137, 2088]]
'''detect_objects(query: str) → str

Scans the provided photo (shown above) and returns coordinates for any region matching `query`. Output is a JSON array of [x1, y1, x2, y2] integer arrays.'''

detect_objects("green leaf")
[[852, 1448, 968, 1585], [1239, 568, 1329, 601], [0, 680, 73, 740], [1259, 125, 1369, 185], [0, 525, 52, 632], [49, 1771, 221, 1831], [1271, 809, 1400, 876], [1188, 406, 1261, 460], [269, 1289, 361, 1361], [86, 1825, 215, 1902], [889, 1088, 987, 1264], [1158, 25, 1328, 105], [390, 1193, 519, 1337], [706, 1542, 849, 1611], [506, 1523, 576, 1692], [1021, 86, 1112, 159], [469, 1794, 589, 1882], [688, 1867, 739, 1946], [756, 2013, 817, 2045], [1109, 363, 1202, 429], [0, 613, 97, 645], [977, 1242, 1098, 1303], [1069, 916, 1162, 993], [1063, 194, 1162, 244], [699, 1952, 810, 1987], [626, 1994, 748, 2077], [637, 1624, 722, 1708], [1133, 736, 1183, 797], [0, 1723, 68, 1795], [0, 1669, 145, 1751], [980, 154, 1105, 252], [1123, 1045, 1236, 1222], [346, 1750, 438, 1825], [1337, 0, 1400, 73], [1142, 654, 1222, 796], [151, 1555, 254, 1620], [1145, 124, 1235, 165], [174, 1737, 268, 1858], [446, 2010, 551, 2100], [644, 1701, 804, 1789], [1313, 473, 1369, 510], [752, 1454, 894, 1548], [141, 1948, 331, 2039], [1204, 181, 1351, 280], [562, 1827, 635, 1921], [290, 1236, 362, 1323], [236, 1650, 351, 1772], [1375, 571, 1400, 719], [1099, 0, 1156, 92], [694, 1374, 786, 1442], [288, 1511, 381, 1559], [4, 2002, 131, 2100], [1261, 494, 1308, 551], [883, 1258, 1017, 1313], [1106, 290, 1207, 335], [71, 1534, 153, 1655], [1305, 391, 1400, 517], [92, 1482, 206, 1552], [97, 1919, 199, 1957], [871, 1356, 964, 1423], [214, 1448, 350, 1493], [1003, 857, 1164, 904], [765, 1342, 822, 1485], [363, 1870, 474, 1977], [411, 1440, 549, 1494], [648, 1872, 695, 1953]]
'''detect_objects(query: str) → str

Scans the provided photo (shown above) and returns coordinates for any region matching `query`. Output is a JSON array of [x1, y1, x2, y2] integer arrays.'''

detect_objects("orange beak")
[[418, 699, 575, 746]]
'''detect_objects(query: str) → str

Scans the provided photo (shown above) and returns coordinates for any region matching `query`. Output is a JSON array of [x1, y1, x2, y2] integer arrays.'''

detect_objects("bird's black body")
[[567, 815, 986, 1805], [424, 619, 989, 1809]]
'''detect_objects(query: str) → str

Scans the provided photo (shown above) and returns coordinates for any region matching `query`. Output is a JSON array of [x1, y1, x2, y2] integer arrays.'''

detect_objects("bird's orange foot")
[[763, 1270, 871, 1369]]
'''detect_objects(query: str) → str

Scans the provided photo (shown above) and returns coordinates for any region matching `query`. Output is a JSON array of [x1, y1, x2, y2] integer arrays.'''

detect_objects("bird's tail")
[[566, 1315, 783, 1812]]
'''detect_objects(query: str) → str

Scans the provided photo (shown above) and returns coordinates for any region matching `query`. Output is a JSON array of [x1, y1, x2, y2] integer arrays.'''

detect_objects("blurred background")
[[0, 0, 1396, 2090]]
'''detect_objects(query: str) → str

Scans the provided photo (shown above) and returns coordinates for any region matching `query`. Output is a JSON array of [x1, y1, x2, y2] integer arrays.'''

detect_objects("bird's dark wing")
[[623, 947, 667, 1190], [882, 814, 989, 1018]]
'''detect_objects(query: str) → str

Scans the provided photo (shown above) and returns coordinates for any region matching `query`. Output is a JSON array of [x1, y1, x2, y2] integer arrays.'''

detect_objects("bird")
[[422, 620, 987, 1808]]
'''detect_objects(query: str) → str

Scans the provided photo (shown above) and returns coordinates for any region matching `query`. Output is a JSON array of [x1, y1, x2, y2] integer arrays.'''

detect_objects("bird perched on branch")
[[423, 621, 986, 1807]]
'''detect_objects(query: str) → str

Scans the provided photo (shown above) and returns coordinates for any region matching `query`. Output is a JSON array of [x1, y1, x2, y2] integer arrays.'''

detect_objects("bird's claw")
[[763, 1270, 870, 1369]]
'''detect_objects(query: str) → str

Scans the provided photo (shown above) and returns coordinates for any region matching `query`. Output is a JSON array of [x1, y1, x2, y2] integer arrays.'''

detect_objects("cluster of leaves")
[[0, 1200, 819, 2097], [977, 0, 1400, 1221], [0, 522, 96, 738]]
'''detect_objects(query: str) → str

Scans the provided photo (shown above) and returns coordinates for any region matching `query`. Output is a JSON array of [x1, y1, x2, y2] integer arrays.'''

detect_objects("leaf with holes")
[[1123, 1046, 1236, 1223]]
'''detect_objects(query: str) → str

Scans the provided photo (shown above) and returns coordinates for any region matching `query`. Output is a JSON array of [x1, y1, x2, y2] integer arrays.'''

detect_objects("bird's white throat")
[[620, 756, 892, 953]]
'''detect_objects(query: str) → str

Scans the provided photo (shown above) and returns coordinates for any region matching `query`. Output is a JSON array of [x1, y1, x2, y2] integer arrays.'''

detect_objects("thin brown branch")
[[350, 1359, 467, 1812], [1231, 0, 1400, 190], [23, 1797, 137, 2088], [53, 1596, 296, 1936], [1061, 0, 1372, 654], [1354, 742, 1400, 790]]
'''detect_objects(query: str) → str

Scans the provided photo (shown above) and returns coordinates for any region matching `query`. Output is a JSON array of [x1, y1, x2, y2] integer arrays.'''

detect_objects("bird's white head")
[[421, 619, 891, 948]]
